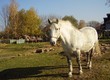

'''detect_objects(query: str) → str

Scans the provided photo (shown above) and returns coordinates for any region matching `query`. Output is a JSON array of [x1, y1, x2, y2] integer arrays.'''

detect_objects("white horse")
[[48, 19, 101, 77]]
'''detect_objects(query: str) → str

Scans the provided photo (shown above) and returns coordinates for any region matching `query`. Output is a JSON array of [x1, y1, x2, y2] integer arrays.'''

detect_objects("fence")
[[0, 39, 25, 44]]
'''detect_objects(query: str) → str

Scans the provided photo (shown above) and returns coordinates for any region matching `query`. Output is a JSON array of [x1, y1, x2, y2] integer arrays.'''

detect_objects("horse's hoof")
[[87, 65, 92, 70], [68, 72, 72, 77], [79, 70, 83, 75], [88, 67, 92, 70]]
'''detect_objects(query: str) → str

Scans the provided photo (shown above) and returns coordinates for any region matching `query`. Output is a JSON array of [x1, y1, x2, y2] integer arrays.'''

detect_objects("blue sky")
[[0, 0, 110, 23]]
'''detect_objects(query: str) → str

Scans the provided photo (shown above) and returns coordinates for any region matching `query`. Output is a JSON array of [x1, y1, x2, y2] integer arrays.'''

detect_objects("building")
[[103, 14, 110, 30], [100, 13, 110, 38]]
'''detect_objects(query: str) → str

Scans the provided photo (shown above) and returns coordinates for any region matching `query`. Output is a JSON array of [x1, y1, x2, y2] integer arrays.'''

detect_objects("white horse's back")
[[80, 27, 98, 42], [80, 27, 101, 55], [79, 27, 98, 52]]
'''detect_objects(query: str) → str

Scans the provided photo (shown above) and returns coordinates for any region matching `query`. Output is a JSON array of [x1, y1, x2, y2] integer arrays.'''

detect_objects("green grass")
[[99, 39, 110, 44], [0, 42, 110, 80]]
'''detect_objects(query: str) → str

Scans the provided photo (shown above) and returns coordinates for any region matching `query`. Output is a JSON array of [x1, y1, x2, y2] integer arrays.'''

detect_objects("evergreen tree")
[[62, 15, 78, 27]]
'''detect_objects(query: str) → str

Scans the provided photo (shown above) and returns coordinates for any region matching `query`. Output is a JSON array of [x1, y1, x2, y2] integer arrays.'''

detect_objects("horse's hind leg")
[[86, 52, 90, 69], [89, 48, 94, 69], [66, 56, 73, 77], [86, 48, 94, 69]]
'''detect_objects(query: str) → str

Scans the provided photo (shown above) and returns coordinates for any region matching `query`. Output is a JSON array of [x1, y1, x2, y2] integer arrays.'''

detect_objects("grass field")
[[0, 41, 110, 80]]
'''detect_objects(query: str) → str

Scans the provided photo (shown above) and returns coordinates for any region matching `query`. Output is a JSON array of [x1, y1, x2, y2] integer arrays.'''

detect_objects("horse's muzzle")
[[50, 41, 56, 46], [50, 37, 57, 46]]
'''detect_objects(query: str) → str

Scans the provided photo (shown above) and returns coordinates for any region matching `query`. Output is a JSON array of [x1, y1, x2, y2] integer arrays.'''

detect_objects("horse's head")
[[48, 18, 60, 46]]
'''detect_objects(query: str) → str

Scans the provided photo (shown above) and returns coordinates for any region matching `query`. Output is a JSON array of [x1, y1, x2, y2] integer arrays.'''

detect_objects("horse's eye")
[[56, 28, 58, 30], [55, 28, 60, 30]]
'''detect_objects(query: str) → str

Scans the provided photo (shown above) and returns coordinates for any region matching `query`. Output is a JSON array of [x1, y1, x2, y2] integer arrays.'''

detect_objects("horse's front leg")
[[66, 56, 73, 77], [76, 50, 83, 74]]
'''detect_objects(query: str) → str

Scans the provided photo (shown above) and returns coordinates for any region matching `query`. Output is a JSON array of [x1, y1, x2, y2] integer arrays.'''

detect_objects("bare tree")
[[40, 15, 61, 29], [87, 21, 101, 29], [0, 5, 9, 29], [106, 0, 110, 6], [78, 20, 86, 29]]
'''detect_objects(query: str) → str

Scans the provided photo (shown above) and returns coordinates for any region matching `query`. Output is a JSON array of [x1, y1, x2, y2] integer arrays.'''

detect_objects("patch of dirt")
[[100, 43, 110, 54]]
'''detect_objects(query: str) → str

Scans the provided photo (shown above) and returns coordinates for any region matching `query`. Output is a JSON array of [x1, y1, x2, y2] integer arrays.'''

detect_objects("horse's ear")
[[48, 19, 52, 24], [56, 19, 59, 24]]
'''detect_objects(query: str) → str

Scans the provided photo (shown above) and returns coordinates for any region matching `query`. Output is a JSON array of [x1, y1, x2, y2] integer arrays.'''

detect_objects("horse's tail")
[[94, 41, 101, 56]]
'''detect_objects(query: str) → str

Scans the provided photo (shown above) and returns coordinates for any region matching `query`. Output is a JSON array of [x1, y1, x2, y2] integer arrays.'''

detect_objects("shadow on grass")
[[0, 65, 81, 79]]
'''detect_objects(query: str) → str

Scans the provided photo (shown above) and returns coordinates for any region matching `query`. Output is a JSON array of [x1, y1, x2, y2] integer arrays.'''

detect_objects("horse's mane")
[[59, 20, 72, 25], [59, 20, 79, 31]]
